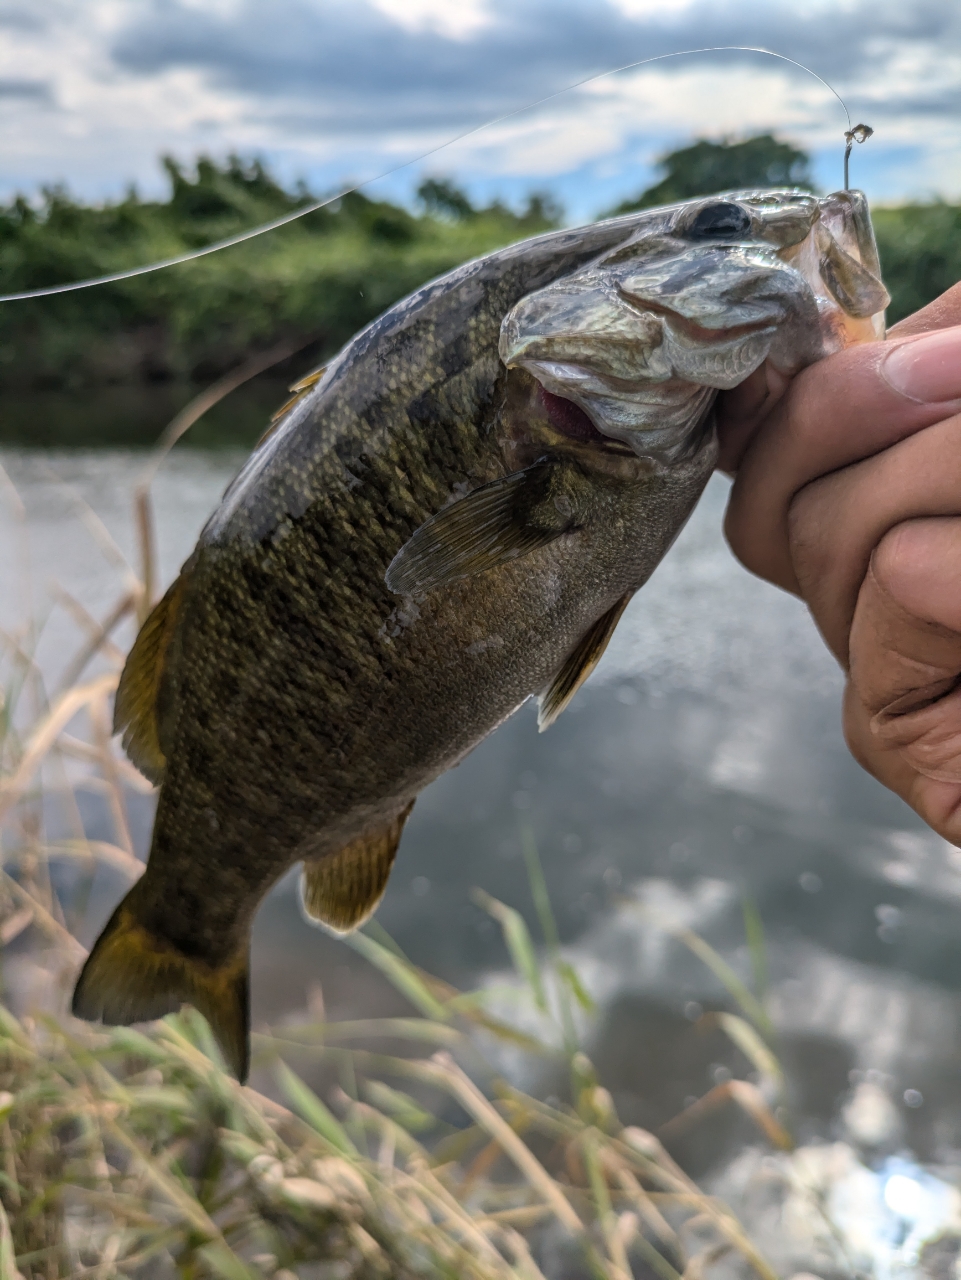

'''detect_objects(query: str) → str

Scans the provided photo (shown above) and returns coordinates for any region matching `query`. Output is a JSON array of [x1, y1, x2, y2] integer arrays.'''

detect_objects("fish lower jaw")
[[590, 389, 718, 464], [521, 358, 717, 464]]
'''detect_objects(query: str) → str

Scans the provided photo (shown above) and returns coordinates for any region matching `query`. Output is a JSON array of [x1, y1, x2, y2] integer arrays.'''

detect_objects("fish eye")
[[681, 202, 753, 239]]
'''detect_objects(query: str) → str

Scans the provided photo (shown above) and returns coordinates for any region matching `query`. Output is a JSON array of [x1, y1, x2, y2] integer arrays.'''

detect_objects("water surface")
[[3, 449, 958, 1175]]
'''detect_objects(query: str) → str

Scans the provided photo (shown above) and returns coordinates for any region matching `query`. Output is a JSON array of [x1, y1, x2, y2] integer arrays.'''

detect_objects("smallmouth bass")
[[73, 190, 889, 1079]]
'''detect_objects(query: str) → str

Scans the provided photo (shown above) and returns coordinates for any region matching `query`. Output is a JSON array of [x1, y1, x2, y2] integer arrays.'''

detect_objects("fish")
[[72, 188, 889, 1080]]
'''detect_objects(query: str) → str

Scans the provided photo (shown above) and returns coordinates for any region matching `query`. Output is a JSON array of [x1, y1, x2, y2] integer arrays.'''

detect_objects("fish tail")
[[71, 887, 250, 1082]]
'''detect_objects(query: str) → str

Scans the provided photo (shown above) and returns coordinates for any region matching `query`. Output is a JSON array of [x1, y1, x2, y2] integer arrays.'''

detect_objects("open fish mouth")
[[500, 189, 890, 463]]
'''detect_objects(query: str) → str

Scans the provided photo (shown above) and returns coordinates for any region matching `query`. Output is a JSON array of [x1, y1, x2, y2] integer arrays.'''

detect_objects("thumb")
[[726, 324, 961, 595]]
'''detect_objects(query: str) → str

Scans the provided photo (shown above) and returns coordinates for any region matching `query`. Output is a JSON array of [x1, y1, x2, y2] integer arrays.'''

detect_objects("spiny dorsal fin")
[[288, 365, 328, 395], [300, 801, 415, 934], [385, 459, 588, 598], [72, 886, 250, 1081], [113, 572, 187, 785], [256, 365, 328, 448], [538, 593, 633, 731]]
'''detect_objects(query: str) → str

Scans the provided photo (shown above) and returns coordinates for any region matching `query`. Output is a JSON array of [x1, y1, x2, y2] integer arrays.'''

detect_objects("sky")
[[1, 0, 960, 224]]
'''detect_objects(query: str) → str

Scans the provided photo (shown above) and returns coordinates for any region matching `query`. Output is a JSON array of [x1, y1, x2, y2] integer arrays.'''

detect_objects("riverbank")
[[2, 156, 958, 447]]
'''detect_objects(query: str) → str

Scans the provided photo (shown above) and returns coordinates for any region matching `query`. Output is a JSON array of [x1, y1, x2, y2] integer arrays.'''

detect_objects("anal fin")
[[538, 593, 633, 731], [114, 572, 188, 785], [300, 801, 415, 934]]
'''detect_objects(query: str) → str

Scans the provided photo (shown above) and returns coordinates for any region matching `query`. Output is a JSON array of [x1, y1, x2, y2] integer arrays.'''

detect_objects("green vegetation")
[[872, 202, 961, 324], [0, 157, 559, 398], [609, 134, 814, 213], [0, 938, 785, 1279], [0, 142, 957, 446]]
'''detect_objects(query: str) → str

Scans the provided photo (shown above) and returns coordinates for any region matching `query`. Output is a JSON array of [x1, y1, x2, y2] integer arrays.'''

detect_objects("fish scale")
[[73, 190, 889, 1080]]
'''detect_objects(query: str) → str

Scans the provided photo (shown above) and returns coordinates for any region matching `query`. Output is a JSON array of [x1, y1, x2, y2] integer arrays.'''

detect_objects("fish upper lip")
[[615, 289, 777, 346]]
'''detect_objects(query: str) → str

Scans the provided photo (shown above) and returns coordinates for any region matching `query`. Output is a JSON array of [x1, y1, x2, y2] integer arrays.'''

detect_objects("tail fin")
[[72, 890, 250, 1082]]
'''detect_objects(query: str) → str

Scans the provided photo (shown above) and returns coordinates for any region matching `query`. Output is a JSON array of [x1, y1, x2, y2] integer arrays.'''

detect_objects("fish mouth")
[[499, 188, 890, 463], [522, 354, 719, 464], [536, 383, 621, 447], [618, 290, 778, 348]]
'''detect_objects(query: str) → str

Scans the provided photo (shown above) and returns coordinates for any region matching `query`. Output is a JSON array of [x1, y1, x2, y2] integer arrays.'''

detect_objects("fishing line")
[[0, 46, 868, 305]]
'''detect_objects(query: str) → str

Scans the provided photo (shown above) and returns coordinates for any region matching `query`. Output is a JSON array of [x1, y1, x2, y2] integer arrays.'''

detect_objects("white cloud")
[[428, 62, 860, 190], [369, 0, 493, 40], [0, 0, 959, 217], [607, 0, 695, 15]]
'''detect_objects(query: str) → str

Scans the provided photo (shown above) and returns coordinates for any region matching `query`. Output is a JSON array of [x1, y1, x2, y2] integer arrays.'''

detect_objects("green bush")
[[1, 150, 958, 442], [0, 159, 560, 394], [873, 202, 961, 324]]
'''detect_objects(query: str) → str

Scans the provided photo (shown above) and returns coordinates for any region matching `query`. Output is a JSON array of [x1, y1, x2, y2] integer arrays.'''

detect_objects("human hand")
[[716, 284, 961, 842]]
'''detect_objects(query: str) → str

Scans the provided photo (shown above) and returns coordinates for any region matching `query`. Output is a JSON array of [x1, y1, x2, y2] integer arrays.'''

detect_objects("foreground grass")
[[1, 950, 789, 1280]]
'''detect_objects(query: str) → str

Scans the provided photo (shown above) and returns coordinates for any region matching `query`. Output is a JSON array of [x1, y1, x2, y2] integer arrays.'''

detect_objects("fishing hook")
[[844, 123, 874, 191]]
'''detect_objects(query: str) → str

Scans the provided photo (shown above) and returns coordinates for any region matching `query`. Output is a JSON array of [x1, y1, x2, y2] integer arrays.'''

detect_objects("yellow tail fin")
[[72, 890, 250, 1082]]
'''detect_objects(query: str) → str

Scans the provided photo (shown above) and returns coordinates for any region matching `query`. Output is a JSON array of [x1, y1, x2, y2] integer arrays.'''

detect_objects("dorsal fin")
[[113, 573, 188, 784], [255, 365, 328, 448], [538, 592, 633, 731], [300, 801, 415, 934]]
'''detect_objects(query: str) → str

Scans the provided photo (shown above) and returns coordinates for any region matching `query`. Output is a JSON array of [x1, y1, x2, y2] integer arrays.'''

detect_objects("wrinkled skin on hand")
[[716, 281, 961, 844]]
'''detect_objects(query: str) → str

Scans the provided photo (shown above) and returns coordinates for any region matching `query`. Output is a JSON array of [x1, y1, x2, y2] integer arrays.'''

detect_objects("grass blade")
[[0, 1201, 23, 1280], [673, 927, 774, 1040], [707, 1012, 783, 1091], [521, 830, 576, 1048], [741, 898, 767, 1003], [346, 930, 449, 1021], [520, 827, 560, 952], [275, 1059, 358, 1155], [419, 1052, 583, 1235], [557, 961, 595, 1013], [472, 888, 547, 1012]]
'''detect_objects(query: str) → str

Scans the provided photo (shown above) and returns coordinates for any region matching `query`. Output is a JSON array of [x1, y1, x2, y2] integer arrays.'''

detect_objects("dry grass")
[[0, 452, 790, 1279]]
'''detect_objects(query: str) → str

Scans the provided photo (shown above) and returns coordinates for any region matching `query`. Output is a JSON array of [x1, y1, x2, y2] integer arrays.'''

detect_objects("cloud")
[[0, 78, 51, 100], [368, 0, 494, 40], [0, 0, 959, 213], [105, 0, 961, 131], [0, 5, 44, 31]]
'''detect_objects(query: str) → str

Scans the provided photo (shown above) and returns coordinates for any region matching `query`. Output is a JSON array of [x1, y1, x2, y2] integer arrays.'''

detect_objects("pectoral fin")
[[300, 801, 415, 933], [538, 593, 633, 731], [113, 572, 188, 784], [385, 459, 584, 597]]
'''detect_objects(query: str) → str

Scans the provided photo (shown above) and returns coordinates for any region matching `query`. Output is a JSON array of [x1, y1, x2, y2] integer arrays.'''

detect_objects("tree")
[[609, 134, 815, 215], [417, 177, 475, 220]]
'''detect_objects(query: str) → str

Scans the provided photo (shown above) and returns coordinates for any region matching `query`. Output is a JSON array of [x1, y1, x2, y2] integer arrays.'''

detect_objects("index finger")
[[887, 280, 961, 339], [724, 324, 961, 594], [716, 283, 961, 479]]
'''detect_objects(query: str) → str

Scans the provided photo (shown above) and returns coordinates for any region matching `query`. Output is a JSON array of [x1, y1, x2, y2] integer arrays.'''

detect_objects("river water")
[[3, 447, 961, 1197]]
